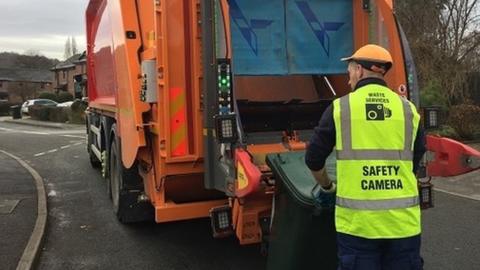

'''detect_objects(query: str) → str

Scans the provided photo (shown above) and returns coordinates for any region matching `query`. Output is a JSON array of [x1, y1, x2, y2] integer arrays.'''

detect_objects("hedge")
[[28, 100, 87, 124], [0, 102, 20, 116], [38, 92, 58, 102], [68, 100, 88, 124], [448, 104, 480, 140], [58, 92, 74, 103]]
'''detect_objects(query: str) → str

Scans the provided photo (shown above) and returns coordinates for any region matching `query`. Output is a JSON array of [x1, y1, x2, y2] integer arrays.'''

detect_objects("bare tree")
[[13, 52, 57, 69], [24, 49, 43, 57], [64, 37, 72, 60], [71, 37, 78, 55], [396, 0, 480, 104]]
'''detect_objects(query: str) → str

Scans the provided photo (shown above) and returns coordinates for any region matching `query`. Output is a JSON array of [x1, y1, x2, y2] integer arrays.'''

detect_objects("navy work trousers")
[[337, 233, 423, 270]]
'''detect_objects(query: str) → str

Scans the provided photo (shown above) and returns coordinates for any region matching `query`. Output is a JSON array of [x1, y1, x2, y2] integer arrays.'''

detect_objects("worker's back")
[[348, 84, 409, 150], [333, 81, 421, 239]]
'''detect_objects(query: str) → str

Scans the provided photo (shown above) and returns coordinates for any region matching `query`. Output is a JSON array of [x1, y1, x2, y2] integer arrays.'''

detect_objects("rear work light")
[[418, 178, 434, 209], [210, 205, 233, 238], [417, 157, 434, 210], [422, 106, 441, 129], [215, 114, 238, 143]]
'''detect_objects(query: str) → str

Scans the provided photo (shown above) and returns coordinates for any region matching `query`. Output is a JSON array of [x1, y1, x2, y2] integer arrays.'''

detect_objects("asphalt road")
[[1, 121, 479, 269], [0, 121, 265, 270]]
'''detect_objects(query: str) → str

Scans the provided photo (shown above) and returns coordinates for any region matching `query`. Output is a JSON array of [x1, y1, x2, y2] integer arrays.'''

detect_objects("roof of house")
[[0, 68, 52, 83], [74, 51, 87, 64], [51, 52, 86, 71]]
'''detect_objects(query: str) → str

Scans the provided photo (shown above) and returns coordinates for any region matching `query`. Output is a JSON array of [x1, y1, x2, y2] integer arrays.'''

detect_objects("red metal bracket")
[[426, 135, 480, 177], [235, 149, 262, 198]]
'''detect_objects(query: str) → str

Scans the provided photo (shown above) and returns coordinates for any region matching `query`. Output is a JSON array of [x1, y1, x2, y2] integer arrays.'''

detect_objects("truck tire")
[[87, 125, 101, 168], [109, 135, 154, 223]]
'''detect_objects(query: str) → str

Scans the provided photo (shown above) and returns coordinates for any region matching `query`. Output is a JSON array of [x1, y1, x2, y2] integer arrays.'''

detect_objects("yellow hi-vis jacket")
[[333, 83, 421, 239]]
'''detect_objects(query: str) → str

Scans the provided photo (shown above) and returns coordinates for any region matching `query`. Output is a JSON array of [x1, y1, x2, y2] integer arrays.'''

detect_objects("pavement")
[[0, 116, 78, 270], [0, 150, 44, 270]]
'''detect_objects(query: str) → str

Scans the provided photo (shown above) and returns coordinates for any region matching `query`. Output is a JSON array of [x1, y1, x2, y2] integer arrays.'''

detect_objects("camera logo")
[[366, 103, 392, 121]]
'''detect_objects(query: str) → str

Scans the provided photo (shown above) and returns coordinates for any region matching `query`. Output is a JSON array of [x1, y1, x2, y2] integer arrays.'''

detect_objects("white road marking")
[[33, 141, 83, 158], [435, 188, 480, 201], [27, 132, 49, 135], [54, 180, 81, 187], [1, 125, 86, 157], [63, 190, 89, 197], [0, 126, 85, 136], [0, 127, 48, 135], [61, 135, 86, 139]]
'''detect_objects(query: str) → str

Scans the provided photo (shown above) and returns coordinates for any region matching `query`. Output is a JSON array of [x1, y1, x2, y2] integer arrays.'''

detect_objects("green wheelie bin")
[[10, 105, 22, 119], [266, 151, 337, 270]]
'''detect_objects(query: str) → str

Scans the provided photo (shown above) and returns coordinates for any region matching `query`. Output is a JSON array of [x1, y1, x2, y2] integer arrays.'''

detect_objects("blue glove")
[[312, 183, 336, 210]]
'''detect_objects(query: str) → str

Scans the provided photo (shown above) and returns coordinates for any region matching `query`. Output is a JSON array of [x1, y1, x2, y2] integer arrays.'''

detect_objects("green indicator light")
[[221, 79, 227, 84]]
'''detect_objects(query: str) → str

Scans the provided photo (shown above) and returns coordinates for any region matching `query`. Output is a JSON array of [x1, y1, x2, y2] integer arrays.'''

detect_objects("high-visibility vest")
[[332, 83, 421, 239]]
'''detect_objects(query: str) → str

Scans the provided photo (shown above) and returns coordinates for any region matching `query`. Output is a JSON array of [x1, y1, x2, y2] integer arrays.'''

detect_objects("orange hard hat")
[[341, 44, 393, 74]]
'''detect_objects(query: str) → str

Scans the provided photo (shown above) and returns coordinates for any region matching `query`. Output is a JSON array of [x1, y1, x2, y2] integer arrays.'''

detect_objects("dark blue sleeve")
[[305, 104, 336, 171], [413, 127, 427, 174]]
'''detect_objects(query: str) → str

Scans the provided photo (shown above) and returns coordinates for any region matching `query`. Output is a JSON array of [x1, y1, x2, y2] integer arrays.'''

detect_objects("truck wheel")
[[87, 126, 101, 168], [109, 137, 154, 223]]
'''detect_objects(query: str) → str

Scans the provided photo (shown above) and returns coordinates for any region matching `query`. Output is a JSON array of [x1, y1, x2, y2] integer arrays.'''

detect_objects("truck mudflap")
[[426, 135, 480, 177]]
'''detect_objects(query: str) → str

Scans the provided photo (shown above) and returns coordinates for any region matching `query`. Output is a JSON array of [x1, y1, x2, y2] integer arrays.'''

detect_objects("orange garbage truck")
[[85, 0, 480, 248]]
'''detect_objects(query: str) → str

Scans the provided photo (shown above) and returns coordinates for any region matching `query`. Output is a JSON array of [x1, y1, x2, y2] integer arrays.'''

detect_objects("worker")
[[305, 44, 426, 270]]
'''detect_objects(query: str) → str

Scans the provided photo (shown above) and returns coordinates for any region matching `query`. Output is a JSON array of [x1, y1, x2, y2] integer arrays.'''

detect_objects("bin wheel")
[[109, 132, 153, 223]]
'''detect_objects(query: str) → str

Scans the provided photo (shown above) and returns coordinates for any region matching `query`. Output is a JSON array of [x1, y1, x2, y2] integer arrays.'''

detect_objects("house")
[[0, 69, 53, 103], [50, 52, 87, 99]]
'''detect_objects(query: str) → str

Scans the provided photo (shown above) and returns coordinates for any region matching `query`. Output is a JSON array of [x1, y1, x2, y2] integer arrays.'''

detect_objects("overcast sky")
[[0, 0, 89, 60]]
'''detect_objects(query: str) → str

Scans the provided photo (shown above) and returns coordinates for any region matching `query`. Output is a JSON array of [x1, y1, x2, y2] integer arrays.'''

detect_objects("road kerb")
[[0, 150, 48, 270]]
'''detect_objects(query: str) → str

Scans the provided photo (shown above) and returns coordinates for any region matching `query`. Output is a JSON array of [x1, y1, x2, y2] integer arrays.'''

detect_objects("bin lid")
[[266, 151, 336, 207]]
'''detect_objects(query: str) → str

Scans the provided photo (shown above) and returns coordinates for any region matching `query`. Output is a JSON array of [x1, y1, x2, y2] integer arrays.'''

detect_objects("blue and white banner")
[[229, 0, 353, 75], [229, 0, 288, 75], [286, 0, 353, 74]]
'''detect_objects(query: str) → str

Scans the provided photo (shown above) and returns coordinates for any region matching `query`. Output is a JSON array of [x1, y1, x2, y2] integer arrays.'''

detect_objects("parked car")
[[21, 99, 58, 115], [57, 101, 74, 107]]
